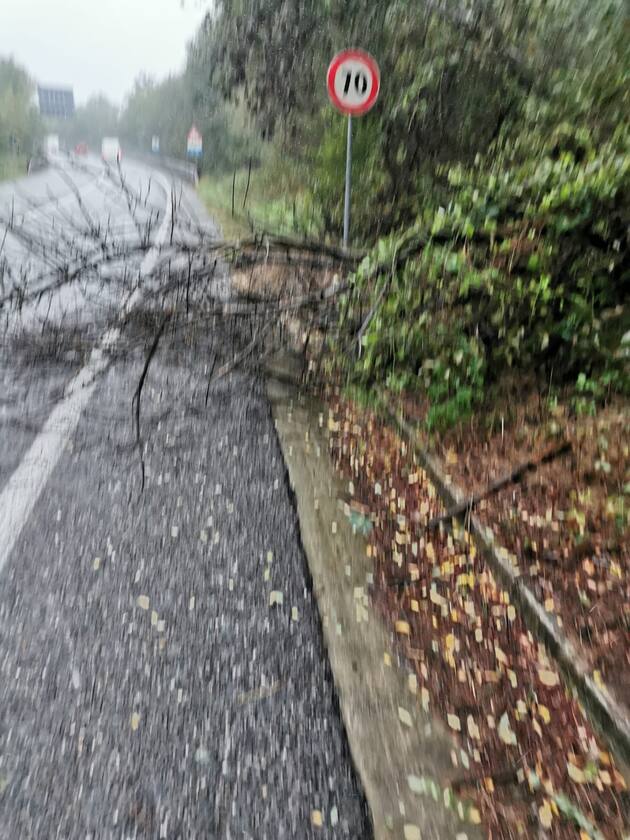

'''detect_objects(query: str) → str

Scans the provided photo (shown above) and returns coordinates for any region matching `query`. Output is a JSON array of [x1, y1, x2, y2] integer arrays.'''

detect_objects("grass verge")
[[0, 154, 26, 183], [197, 150, 322, 241]]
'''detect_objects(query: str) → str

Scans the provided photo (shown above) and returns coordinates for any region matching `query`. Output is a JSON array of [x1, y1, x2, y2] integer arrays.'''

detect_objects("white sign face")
[[327, 49, 380, 116], [334, 59, 371, 107]]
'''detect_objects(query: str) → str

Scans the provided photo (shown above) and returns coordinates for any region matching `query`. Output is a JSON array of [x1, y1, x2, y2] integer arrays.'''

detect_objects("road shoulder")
[[268, 378, 483, 840]]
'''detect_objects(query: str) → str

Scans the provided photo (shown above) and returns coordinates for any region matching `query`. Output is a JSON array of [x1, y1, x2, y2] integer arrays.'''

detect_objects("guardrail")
[[130, 152, 199, 185]]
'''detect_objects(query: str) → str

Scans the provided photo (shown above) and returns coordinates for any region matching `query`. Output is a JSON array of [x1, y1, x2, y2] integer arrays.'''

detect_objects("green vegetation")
[[0, 154, 26, 182], [0, 58, 42, 181], [185, 0, 628, 428], [198, 150, 322, 240], [336, 130, 629, 429]]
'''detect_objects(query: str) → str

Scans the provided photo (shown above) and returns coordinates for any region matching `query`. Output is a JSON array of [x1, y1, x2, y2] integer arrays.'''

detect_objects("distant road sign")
[[187, 125, 203, 157], [327, 49, 380, 116], [37, 86, 75, 119]]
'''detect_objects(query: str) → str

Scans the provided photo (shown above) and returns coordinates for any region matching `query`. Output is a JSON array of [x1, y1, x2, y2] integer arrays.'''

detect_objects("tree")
[[0, 57, 42, 158]]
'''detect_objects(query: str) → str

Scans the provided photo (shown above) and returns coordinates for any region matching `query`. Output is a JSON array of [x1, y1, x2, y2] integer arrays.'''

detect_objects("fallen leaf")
[[131, 712, 140, 731], [467, 716, 480, 740], [448, 713, 461, 732], [311, 810, 323, 827], [538, 669, 559, 688], [137, 595, 149, 611], [468, 806, 481, 825], [399, 707, 413, 728], [498, 713, 517, 746], [539, 801, 553, 829], [567, 763, 586, 784]]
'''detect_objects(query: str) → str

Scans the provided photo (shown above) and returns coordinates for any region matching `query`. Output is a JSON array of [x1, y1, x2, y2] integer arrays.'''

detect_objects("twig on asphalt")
[[131, 311, 171, 491]]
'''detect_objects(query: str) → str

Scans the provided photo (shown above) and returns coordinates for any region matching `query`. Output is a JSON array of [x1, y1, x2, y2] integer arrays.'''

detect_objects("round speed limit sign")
[[327, 49, 380, 116]]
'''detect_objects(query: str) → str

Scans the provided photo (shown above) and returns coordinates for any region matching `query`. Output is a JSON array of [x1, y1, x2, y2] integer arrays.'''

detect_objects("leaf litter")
[[326, 396, 629, 838]]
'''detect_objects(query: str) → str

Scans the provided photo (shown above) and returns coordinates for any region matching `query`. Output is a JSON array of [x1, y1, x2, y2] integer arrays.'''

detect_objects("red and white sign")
[[327, 49, 380, 116], [187, 125, 203, 156]]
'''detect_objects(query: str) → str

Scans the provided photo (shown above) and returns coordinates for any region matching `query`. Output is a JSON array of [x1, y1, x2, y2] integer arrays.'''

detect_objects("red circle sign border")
[[327, 49, 380, 116]]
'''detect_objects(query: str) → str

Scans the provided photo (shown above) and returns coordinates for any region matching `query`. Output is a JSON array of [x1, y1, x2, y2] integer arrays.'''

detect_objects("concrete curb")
[[387, 410, 630, 772], [267, 378, 484, 840]]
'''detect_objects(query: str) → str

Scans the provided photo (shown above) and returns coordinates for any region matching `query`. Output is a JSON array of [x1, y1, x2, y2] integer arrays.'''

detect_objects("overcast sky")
[[1, 0, 210, 105]]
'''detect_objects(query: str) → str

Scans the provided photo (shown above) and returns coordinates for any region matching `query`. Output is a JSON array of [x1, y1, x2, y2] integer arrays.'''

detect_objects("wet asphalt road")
[[0, 164, 371, 838]]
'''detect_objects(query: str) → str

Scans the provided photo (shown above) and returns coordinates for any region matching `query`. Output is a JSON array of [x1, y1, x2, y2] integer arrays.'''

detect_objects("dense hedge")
[[335, 128, 629, 428]]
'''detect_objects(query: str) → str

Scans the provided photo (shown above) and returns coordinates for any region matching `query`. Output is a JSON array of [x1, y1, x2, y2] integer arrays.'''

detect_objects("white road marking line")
[[0, 173, 173, 574]]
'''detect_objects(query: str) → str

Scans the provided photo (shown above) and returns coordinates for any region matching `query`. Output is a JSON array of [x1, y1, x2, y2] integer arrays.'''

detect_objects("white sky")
[[1, 0, 210, 105]]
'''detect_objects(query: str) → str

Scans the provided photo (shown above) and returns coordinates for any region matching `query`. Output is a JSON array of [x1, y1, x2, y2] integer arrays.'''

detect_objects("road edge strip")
[[267, 376, 484, 840]]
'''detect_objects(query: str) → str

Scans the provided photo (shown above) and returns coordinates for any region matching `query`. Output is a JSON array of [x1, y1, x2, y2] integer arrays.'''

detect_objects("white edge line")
[[0, 172, 173, 573]]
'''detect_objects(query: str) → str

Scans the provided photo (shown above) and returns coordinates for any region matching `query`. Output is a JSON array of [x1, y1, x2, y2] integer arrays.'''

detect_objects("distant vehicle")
[[45, 134, 60, 156], [74, 142, 88, 155], [101, 137, 122, 164]]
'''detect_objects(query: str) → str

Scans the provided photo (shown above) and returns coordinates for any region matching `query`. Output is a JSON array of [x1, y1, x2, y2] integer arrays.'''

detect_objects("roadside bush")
[[336, 127, 629, 428]]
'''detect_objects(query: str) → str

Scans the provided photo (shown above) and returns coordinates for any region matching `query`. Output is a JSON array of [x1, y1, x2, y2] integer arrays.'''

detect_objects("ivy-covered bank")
[[333, 128, 629, 430]]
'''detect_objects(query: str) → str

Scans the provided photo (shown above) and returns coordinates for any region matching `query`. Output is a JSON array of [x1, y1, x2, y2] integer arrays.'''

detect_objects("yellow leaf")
[[593, 670, 605, 689], [131, 712, 140, 731], [395, 620, 411, 635], [136, 595, 149, 611], [468, 807, 481, 825], [403, 825, 421, 840], [447, 713, 461, 732], [467, 715, 480, 740], [539, 802, 553, 829], [538, 669, 559, 688], [539, 705, 551, 724], [311, 810, 323, 827], [495, 646, 508, 665], [567, 763, 586, 784], [430, 588, 447, 608], [446, 633, 456, 652]]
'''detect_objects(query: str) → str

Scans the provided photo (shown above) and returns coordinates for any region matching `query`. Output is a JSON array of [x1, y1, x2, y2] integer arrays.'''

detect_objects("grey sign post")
[[326, 49, 380, 250], [343, 116, 353, 249]]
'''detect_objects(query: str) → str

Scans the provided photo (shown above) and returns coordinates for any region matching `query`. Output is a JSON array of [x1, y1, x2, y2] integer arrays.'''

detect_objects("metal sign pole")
[[343, 115, 352, 249]]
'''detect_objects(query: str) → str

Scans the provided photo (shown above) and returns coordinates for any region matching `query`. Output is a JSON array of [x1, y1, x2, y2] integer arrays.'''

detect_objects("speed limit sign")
[[327, 49, 380, 116], [327, 49, 380, 248]]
